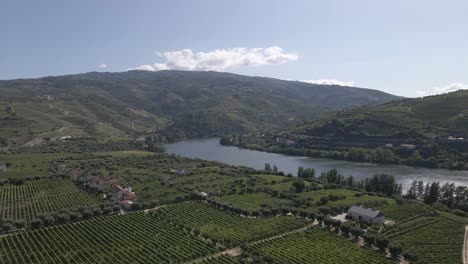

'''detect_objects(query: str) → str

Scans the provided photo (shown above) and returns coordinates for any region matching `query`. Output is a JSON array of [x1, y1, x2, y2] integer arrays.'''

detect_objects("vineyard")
[[0, 212, 216, 263], [154, 201, 307, 245], [375, 201, 430, 221], [384, 214, 466, 263], [0, 178, 104, 221], [199, 255, 240, 264], [248, 228, 395, 264]]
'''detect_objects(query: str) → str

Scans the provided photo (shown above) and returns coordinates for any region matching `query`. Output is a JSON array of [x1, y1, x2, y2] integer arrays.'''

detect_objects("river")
[[165, 138, 468, 190]]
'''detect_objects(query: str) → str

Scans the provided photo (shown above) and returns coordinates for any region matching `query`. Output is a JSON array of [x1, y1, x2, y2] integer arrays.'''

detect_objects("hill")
[[0, 70, 398, 146], [292, 89, 468, 139]]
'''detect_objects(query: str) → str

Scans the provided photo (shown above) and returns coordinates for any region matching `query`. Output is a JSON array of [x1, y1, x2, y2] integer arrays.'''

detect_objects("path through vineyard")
[[464, 225, 468, 264], [186, 222, 316, 263]]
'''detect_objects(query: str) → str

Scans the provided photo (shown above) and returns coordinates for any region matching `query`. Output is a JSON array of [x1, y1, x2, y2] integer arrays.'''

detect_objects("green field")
[[155, 201, 307, 245], [218, 192, 287, 211], [0, 212, 216, 263], [384, 213, 466, 264], [0, 153, 72, 179], [249, 228, 395, 264], [0, 178, 104, 221]]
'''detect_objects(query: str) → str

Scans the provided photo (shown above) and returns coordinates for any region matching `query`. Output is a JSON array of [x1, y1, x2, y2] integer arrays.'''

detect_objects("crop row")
[[390, 217, 464, 264], [153, 201, 307, 246], [248, 228, 394, 264], [0, 212, 216, 263], [0, 178, 103, 221]]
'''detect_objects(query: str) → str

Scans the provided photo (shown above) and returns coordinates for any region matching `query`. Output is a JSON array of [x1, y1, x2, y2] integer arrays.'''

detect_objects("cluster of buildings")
[[276, 137, 295, 147], [112, 185, 138, 210], [448, 136, 465, 141]]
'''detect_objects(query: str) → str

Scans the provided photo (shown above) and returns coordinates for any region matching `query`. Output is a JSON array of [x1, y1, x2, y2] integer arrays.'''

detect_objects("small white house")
[[0, 164, 6, 173], [347, 206, 385, 224]]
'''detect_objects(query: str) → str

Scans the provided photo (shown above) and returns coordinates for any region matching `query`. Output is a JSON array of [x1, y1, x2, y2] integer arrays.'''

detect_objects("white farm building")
[[347, 206, 385, 224]]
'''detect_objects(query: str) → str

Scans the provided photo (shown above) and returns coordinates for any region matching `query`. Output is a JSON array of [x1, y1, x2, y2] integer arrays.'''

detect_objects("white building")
[[347, 206, 385, 224]]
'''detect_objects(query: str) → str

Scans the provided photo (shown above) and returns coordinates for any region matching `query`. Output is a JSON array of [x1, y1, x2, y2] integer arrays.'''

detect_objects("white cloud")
[[301, 79, 355, 86], [416, 82, 468, 97], [131, 46, 298, 71], [98, 64, 108, 69]]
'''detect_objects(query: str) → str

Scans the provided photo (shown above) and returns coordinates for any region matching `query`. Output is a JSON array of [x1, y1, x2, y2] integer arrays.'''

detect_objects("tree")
[[316, 214, 325, 225], [375, 235, 389, 251], [13, 219, 26, 229], [347, 147, 367, 161], [371, 148, 397, 164], [43, 215, 55, 226], [403, 251, 418, 262], [408, 150, 424, 165], [389, 242, 403, 258], [406, 180, 418, 199], [57, 214, 70, 223], [363, 232, 375, 246], [272, 165, 278, 174], [69, 212, 82, 221], [31, 219, 43, 229], [350, 227, 363, 240], [292, 180, 305, 193], [319, 196, 329, 205], [416, 180, 425, 200], [1, 223, 14, 232], [82, 209, 93, 219], [340, 224, 351, 237], [361, 174, 402, 196], [424, 182, 440, 204]]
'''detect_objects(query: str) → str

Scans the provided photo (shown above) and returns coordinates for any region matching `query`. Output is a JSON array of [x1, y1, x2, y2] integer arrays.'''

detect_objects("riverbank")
[[165, 138, 468, 191], [220, 136, 468, 171]]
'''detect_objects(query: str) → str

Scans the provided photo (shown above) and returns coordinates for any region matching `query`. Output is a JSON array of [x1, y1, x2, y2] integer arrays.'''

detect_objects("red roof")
[[112, 185, 124, 192], [120, 200, 134, 206]]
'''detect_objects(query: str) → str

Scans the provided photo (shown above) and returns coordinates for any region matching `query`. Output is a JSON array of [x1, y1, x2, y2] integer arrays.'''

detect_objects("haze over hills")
[[292, 89, 468, 139], [0, 70, 398, 146]]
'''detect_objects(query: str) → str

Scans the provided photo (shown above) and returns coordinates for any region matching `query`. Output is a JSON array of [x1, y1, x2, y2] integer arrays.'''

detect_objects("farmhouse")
[[0, 164, 6, 173], [112, 185, 137, 201], [119, 200, 134, 210], [347, 206, 385, 224]]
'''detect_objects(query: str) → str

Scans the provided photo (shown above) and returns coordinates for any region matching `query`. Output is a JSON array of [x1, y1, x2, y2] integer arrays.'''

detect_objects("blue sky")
[[1, 0, 467, 97]]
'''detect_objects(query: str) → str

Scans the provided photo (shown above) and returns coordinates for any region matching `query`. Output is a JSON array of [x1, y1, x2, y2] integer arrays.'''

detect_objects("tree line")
[[405, 180, 468, 213]]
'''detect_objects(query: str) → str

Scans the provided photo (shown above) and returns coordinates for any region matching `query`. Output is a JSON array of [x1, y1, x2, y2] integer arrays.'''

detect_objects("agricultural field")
[[200, 255, 240, 263], [0, 212, 216, 263], [0, 178, 104, 221], [155, 201, 308, 245], [384, 213, 467, 263], [375, 200, 431, 221], [218, 192, 287, 211], [248, 228, 395, 264], [0, 153, 73, 179], [298, 188, 393, 208]]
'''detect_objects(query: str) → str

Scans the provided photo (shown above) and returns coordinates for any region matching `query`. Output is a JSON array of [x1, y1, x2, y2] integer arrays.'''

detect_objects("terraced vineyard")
[[155, 201, 307, 245], [248, 228, 395, 264], [0, 178, 104, 221], [0, 212, 216, 263], [384, 214, 466, 264]]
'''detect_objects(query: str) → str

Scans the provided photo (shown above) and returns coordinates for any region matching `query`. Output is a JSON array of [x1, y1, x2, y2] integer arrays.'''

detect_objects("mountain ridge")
[[0, 70, 400, 146]]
